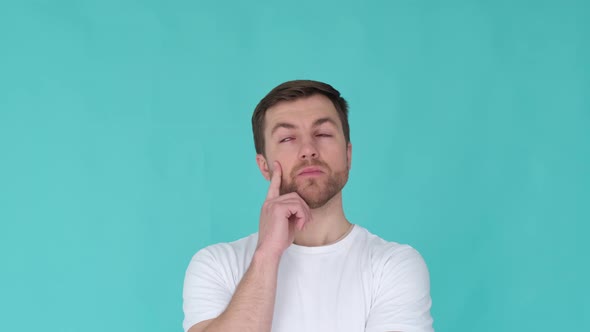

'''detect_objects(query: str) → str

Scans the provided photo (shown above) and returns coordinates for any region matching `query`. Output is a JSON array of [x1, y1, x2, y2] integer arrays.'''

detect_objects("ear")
[[347, 142, 352, 170], [256, 154, 271, 181]]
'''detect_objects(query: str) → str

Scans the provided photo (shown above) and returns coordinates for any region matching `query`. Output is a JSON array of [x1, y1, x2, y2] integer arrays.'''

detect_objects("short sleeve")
[[182, 248, 233, 332], [365, 246, 434, 332]]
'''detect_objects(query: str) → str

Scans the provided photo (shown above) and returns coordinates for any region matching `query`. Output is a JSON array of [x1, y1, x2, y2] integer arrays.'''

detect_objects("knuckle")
[[262, 201, 274, 211]]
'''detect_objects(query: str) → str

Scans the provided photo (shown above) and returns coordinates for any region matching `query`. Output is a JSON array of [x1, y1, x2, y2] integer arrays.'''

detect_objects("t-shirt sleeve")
[[365, 246, 434, 332], [182, 247, 233, 332]]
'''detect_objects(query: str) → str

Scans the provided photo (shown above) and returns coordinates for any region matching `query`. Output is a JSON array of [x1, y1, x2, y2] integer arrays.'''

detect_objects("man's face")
[[256, 94, 352, 209]]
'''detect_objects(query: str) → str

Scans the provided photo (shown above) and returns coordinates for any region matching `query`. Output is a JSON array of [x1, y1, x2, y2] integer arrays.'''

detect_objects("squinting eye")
[[279, 137, 294, 143], [316, 133, 332, 137]]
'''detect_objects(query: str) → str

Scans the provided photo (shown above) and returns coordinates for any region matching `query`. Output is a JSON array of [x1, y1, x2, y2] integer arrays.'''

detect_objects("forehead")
[[264, 94, 340, 130]]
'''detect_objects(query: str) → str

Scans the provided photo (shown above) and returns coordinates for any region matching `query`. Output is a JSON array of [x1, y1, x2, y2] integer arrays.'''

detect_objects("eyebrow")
[[312, 117, 338, 128], [270, 117, 338, 136], [270, 122, 297, 136]]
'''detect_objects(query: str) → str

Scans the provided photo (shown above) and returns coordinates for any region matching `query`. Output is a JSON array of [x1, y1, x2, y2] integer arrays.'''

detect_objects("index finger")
[[266, 161, 282, 200]]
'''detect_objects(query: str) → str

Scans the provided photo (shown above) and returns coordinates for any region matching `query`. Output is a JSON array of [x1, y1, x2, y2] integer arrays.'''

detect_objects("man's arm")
[[187, 161, 311, 332], [188, 250, 280, 332]]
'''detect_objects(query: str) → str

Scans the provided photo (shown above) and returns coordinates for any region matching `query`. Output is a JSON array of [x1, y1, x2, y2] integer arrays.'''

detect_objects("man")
[[183, 80, 434, 332]]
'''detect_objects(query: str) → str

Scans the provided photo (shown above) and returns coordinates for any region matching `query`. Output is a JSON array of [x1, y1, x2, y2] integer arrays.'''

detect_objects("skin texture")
[[188, 94, 354, 332]]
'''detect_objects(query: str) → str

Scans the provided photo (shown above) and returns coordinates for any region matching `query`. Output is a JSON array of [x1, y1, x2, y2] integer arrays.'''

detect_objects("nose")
[[299, 142, 319, 160]]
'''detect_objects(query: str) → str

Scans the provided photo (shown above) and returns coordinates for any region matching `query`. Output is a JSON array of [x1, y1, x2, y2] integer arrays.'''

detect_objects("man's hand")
[[187, 161, 305, 332], [256, 161, 312, 258]]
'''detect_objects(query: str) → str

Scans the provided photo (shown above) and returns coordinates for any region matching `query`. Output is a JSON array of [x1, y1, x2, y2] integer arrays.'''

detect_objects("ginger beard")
[[276, 159, 349, 209]]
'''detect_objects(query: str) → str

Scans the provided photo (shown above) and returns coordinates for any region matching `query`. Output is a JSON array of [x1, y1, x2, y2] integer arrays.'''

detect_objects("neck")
[[293, 192, 352, 247]]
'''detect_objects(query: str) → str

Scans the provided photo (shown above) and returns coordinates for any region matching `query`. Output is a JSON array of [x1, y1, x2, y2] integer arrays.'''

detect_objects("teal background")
[[1, 0, 588, 331]]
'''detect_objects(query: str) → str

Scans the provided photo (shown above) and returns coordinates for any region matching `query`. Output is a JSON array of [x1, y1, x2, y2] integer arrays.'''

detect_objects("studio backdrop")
[[0, 1, 588, 331]]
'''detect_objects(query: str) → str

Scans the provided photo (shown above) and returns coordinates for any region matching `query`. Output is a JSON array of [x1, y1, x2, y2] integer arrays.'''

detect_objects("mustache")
[[290, 159, 330, 178]]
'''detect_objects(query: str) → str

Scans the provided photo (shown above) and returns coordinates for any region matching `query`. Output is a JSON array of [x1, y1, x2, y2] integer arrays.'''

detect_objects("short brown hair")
[[252, 80, 350, 155]]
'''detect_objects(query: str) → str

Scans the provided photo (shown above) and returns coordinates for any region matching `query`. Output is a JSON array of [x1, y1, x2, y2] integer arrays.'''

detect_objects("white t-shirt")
[[183, 224, 434, 332]]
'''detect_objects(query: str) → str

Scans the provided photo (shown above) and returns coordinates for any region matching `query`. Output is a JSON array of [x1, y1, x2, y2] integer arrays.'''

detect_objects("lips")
[[298, 166, 324, 176]]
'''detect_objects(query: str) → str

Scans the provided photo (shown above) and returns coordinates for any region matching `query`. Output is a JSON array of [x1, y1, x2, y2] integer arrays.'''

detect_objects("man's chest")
[[270, 253, 374, 332]]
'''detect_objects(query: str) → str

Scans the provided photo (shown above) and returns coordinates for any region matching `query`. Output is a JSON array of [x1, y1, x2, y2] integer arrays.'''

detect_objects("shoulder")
[[355, 226, 429, 281], [183, 234, 258, 332], [192, 232, 259, 261], [356, 227, 434, 331], [186, 233, 259, 283]]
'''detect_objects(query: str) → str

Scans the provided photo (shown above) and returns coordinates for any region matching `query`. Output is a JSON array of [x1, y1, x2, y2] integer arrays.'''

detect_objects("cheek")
[[327, 151, 349, 171], [268, 141, 299, 158], [320, 142, 346, 158], [269, 153, 297, 175]]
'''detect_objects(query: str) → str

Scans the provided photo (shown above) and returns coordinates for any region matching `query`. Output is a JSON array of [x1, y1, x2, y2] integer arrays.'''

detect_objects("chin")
[[298, 190, 336, 209], [282, 174, 347, 209]]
